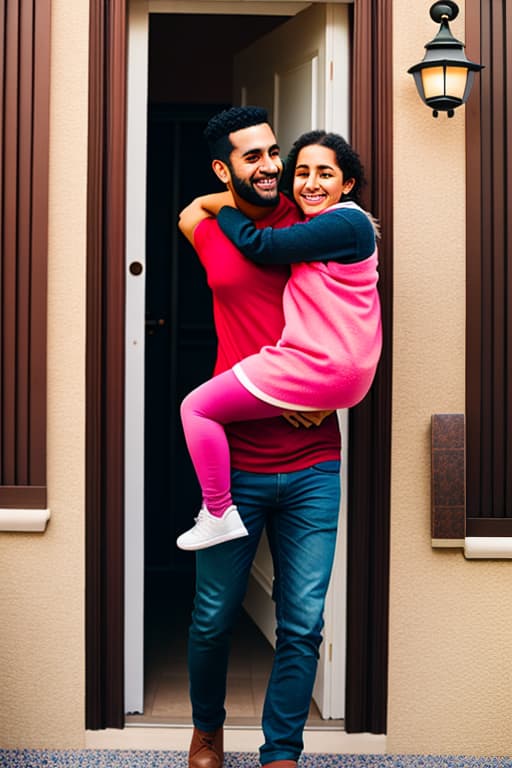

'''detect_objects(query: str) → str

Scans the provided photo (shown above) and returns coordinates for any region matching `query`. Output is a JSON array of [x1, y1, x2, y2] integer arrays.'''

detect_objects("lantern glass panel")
[[444, 66, 468, 98], [422, 64, 468, 100], [421, 66, 445, 98]]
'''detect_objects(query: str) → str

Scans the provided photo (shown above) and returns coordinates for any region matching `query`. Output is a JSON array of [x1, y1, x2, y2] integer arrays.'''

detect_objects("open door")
[[233, 2, 350, 719]]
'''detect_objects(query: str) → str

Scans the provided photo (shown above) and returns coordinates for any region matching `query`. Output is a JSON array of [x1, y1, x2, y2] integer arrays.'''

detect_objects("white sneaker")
[[176, 505, 249, 551]]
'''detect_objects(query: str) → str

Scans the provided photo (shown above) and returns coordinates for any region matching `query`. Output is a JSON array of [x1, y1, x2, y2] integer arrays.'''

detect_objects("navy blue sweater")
[[216, 203, 376, 265]]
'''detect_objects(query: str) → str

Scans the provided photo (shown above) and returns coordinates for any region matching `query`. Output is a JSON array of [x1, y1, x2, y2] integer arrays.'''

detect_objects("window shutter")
[[0, 0, 50, 510], [466, 0, 512, 535]]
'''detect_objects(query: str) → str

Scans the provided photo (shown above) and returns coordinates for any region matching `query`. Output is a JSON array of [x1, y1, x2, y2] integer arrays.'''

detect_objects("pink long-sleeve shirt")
[[219, 202, 383, 411]]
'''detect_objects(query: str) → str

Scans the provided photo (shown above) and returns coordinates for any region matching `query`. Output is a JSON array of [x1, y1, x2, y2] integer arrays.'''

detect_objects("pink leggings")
[[180, 370, 282, 516]]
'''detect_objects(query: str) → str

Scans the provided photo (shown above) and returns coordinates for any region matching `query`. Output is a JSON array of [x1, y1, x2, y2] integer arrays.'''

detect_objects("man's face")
[[225, 123, 283, 207]]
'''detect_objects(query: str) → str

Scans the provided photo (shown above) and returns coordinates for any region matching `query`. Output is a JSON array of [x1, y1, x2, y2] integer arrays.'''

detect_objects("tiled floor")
[[127, 571, 333, 728]]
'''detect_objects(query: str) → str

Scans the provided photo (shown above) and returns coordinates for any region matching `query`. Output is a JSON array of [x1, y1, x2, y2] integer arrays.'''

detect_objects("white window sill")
[[432, 536, 512, 559], [464, 537, 512, 559], [0, 508, 51, 532]]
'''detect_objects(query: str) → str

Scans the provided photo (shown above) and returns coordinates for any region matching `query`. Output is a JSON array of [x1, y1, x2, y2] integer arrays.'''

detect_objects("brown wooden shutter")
[[466, 0, 512, 535], [0, 0, 50, 509]]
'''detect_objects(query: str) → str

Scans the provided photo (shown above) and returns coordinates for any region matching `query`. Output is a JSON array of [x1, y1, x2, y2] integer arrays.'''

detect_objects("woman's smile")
[[299, 192, 326, 206]]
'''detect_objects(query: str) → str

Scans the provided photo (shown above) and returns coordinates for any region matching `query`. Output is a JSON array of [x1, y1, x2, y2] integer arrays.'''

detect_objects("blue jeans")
[[188, 461, 340, 765]]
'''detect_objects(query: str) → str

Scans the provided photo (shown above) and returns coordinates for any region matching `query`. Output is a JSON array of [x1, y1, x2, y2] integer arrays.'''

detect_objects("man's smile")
[[253, 176, 279, 190]]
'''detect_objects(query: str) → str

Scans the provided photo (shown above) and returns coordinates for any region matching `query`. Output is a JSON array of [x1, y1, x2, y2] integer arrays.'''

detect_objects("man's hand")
[[282, 409, 335, 428]]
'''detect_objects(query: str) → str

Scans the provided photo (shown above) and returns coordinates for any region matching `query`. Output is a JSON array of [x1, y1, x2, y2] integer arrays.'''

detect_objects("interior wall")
[[0, 0, 88, 748], [388, 0, 512, 754]]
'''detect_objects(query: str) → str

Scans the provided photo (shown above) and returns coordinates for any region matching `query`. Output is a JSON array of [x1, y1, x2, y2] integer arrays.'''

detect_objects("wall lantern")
[[408, 0, 483, 118]]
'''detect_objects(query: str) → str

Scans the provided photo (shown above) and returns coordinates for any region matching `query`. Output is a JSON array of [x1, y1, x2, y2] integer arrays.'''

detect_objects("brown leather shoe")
[[188, 726, 224, 768], [262, 762, 298, 767]]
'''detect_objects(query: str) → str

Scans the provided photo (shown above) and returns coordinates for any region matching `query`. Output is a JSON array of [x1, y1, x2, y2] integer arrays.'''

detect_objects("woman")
[[177, 130, 382, 550]]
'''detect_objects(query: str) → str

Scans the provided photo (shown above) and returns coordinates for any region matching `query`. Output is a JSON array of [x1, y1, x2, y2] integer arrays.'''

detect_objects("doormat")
[[1, 752, 512, 768]]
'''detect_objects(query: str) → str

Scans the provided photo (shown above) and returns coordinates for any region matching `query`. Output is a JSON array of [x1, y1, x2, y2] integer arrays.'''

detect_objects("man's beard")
[[229, 167, 280, 208]]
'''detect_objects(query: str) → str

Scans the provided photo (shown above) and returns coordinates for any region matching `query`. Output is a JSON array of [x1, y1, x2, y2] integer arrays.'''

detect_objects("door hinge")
[[328, 643, 333, 662]]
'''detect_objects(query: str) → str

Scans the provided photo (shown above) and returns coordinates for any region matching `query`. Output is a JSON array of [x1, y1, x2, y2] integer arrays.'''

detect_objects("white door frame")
[[125, 0, 151, 714], [125, 0, 351, 717]]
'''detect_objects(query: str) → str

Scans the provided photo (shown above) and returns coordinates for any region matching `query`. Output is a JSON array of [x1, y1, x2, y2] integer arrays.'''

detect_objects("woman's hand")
[[178, 191, 235, 244]]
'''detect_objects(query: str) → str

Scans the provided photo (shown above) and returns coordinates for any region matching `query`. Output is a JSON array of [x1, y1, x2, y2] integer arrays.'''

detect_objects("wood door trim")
[[86, 0, 127, 730], [345, 0, 393, 734]]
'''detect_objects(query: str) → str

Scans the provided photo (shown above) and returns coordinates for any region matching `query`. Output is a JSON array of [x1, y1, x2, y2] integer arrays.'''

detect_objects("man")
[[178, 106, 341, 768]]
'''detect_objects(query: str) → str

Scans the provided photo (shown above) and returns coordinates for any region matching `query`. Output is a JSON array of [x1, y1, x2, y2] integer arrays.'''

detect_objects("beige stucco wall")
[[388, 0, 512, 754], [1, 0, 512, 755], [0, 0, 89, 749]]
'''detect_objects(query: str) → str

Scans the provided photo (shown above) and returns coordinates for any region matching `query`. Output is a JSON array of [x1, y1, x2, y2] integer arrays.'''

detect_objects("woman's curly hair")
[[281, 130, 367, 206]]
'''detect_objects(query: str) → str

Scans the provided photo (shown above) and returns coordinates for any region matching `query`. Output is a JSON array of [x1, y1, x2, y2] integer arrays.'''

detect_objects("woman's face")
[[292, 144, 355, 216]]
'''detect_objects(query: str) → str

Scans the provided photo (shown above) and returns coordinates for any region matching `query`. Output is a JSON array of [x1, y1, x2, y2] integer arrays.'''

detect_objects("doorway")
[[125, 1, 351, 726], [131, 9, 332, 726]]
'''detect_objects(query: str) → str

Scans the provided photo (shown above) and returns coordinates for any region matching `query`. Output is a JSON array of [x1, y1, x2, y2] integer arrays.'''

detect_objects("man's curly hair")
[[204, 106, 271, 162], [281, 130, 367, 206]]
